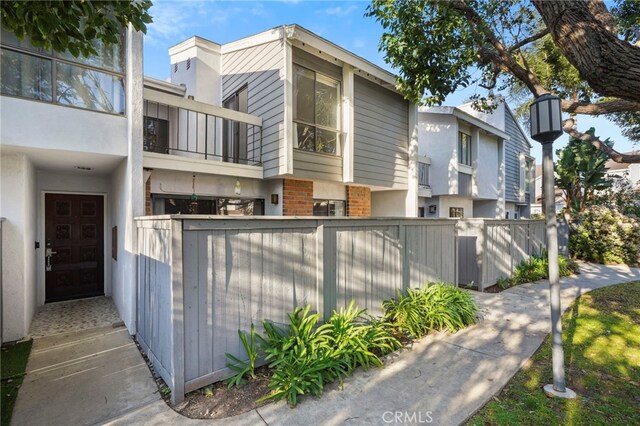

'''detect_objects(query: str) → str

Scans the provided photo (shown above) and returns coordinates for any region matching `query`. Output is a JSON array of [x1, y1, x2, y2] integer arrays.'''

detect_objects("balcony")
[[142, 88, 263, 178]]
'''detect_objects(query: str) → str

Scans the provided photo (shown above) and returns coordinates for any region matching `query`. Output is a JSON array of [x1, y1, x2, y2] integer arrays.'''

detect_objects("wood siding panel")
[[354, 76, 409, 188], [504, 109, 531, 203], [292, 150, 342, 181], [222, 41, 285, 177]]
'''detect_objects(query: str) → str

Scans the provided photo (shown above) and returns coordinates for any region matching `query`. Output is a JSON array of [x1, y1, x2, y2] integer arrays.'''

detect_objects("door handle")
[[46, 248, 57, 271]]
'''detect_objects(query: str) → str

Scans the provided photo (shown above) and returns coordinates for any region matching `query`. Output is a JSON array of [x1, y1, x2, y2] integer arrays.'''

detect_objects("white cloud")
[[145, 2, 192, 46], [353, 38, 366, 49], [322, 5, 358, 17]]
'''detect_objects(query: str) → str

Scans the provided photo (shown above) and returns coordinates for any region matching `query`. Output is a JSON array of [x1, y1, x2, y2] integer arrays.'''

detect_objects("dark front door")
[[45, 194, 104, 302]]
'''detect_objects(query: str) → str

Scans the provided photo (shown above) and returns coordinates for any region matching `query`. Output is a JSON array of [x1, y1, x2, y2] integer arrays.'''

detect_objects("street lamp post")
[[529, 94, 577, 399]]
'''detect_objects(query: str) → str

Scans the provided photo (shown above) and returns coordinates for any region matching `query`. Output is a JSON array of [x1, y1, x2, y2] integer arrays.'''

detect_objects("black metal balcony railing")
[[142, 90, 262, 166]]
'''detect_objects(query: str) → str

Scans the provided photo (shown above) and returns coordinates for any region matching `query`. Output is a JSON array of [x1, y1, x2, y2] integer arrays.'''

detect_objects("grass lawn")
[[1, 339, 32, 426], [468, 281, 640, 426]]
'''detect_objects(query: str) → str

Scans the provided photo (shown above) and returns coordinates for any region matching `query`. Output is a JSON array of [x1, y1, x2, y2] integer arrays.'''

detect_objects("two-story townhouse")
[[142, 25, 419, 219], [417, 106, 509, 219], [458, 100, 535, 218], [0, 25, 144, 341], [0, 24, 417, 342]]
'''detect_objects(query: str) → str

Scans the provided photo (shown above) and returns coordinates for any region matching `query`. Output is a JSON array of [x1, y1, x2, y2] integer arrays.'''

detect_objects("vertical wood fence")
[[457, 219, 547, 290], [136, 217, 457, 403]]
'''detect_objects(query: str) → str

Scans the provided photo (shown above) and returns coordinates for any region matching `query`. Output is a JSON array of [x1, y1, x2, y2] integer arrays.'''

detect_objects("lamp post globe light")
[[530, 94, 576, 399]]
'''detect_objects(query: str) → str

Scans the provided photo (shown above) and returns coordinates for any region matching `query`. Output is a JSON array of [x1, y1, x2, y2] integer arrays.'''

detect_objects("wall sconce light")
[[234, 178, 242, 196], [271, 194, 279, 205], [429, 205, 437, 214]]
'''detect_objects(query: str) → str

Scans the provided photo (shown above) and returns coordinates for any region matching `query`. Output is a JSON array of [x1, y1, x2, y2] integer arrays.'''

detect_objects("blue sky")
[[143, 0, 636, 164]]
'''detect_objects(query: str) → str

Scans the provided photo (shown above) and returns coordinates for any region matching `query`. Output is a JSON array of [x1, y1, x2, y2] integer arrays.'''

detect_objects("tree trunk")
[[533, 0, 640, 104]]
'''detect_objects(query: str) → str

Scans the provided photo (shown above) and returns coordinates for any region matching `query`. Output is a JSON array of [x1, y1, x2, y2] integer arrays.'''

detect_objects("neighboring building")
[[530, 164, 565, 215], [0, 24, 417, 342], [605, 153, 640, 187], [417, 99, 534, 219]]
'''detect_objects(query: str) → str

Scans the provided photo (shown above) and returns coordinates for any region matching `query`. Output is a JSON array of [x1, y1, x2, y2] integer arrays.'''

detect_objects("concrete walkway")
[[11, 326, 160, 426], [104, 263, 640, 426], [13, 263, 639, 426]]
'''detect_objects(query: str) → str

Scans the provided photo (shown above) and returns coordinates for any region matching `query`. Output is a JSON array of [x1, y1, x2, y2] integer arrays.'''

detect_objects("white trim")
[[282, 39, 294, 175], [143, 77, 186, 96], [38, 191, 109, 306], [417, 155, 431, 165], [143, 152, 264, 179], [143, 88, 262, 126], [342, 64, 355, 182], [221, 27, 284, 54], [169, 36, 221, 58]]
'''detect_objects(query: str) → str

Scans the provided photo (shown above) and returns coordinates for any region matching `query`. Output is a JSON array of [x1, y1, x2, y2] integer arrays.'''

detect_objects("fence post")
[[399, 224, 410, 290], [170, 218, 185, 405]]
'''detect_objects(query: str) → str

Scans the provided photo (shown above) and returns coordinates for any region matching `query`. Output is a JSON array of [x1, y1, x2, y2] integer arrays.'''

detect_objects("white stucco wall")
[[1, 97, 128, 157], [418, 112, 458, 196], [458, 101, 506, 132], [1, 153, 37, 341], [371, 190, 410, 217], [169, 38, 223, 106], [438, 196, 474, 218], [313, 181, 346, 200]]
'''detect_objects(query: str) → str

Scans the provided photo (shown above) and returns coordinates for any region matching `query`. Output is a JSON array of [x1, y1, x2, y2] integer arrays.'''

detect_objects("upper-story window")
[[525, 158, 534, 193], [458, 132, 472, 166], [293, 64, 341, 155], [0, 25, 125, 115]]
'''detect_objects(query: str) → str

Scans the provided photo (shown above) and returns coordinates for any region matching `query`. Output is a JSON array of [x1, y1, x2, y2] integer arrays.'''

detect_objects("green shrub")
[[421, 283, 478, 331], [259, 306, 349, 406], [322, 301, 400, 371], [225, 324, 261, 388], [383, 283, 478, 338], [570, 206, 640, 265], [508, 251, 579, 286]]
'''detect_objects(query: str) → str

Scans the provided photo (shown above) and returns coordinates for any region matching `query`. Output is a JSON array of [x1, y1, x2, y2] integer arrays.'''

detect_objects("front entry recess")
[[45, 194, 105, 302]]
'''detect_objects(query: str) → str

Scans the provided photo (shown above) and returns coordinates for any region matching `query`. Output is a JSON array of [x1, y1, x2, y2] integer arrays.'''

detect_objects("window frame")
[[449, 207, 464, 218], [152, 194, 265, 216], [143, 116, 169, 153], [312, 199, 346, 216], [524, 158, 534, 194], [0, 27, 126, 116], [458, 131, 472, 166], [293, 63, 342, 156]]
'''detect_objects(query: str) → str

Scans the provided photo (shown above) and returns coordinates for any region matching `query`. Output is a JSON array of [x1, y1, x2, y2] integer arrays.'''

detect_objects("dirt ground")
[[176, 366, 272, 419]]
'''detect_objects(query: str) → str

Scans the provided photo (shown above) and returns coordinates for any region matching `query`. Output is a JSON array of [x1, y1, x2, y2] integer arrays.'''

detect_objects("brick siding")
[[282, 179, 314, 216], [346, 185, 371, 217]]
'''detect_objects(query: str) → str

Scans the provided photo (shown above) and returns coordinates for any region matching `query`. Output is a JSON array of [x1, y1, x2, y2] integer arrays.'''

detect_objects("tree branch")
[[562, 99, 640, 114], [563, 118, 640, 163], [534, 0, 640, 103], [508, 28, 550, 52]]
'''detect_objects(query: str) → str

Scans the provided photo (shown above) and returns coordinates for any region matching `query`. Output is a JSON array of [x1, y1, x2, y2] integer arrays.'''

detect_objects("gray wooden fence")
[[136, 217, 457, 403], [457, 219, 547, 290]]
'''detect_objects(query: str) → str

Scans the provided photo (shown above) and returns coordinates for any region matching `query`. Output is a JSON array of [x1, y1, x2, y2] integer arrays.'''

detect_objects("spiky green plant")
[[225, 323, 261, 388]]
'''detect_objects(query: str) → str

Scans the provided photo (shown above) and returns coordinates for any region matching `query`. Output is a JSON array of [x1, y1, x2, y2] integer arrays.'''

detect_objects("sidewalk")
[[14, 263, 637, 426], [104, 263, 640, 426]]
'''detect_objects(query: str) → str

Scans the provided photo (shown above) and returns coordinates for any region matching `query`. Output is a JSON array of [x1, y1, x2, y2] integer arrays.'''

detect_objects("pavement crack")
[[439, 341, 499, 359], [256, 409, 270, 425]]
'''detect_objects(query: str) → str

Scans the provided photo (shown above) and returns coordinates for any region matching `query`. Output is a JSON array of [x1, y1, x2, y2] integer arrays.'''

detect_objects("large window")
[[153, 195, 264, 216], [313, 200, 345, 216], [223, 86, 248, 163], [0, 25, 125, 115], [458, 132, 472, 166], [294, 64, 341, 155]]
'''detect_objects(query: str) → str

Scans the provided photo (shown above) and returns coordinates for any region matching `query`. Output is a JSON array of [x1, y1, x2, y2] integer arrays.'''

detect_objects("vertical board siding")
[[480, 220, 547, 289], [222, 41, 285, 177], [504, 108, 531, 203], [136, 218, 556, 401], [136, 220, 174, 388], [181, 226, 320, 384], [353, 76, 409, 188]]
